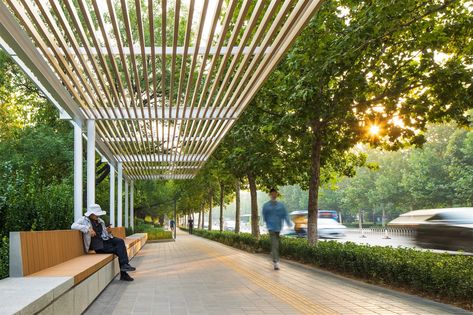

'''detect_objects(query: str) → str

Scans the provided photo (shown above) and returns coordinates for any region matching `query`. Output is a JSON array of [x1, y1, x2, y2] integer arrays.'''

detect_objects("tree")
[[314, 123, 473, 222], [217, 69, 304, 237], [0, 50, 74, 235], [274, 0, 473, 244], [234, 179, 241, 233]]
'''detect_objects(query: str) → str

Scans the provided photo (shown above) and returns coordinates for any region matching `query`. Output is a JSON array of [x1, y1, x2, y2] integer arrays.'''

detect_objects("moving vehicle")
[[290, 210, 339, 222], [284, 210, 346, 238], [239, 214, 252, 233], [414, 208, 473, 252], [318, 218, 347, 238], [224, 220, 235, 231], [388, 207, 473, 227]]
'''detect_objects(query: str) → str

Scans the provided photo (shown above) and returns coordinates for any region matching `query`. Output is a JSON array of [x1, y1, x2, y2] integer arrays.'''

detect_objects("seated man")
[[71, 204, 136, 281]]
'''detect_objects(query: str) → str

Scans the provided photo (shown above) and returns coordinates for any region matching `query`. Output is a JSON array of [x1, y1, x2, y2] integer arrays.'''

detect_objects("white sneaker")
[[273, 262, 280, 270]]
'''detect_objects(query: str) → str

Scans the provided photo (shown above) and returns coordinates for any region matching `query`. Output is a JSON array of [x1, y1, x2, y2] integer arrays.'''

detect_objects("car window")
[[428, 211, 473, 224], [427, 214, 444, 221]]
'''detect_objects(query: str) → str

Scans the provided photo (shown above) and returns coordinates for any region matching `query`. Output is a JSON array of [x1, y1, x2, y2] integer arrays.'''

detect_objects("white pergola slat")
[[0, 0, 323, 181], [104, 136, 217, 143], [50, 46, 272, 56], [116, 154, 207, 163], [81, 107, 237, 120]]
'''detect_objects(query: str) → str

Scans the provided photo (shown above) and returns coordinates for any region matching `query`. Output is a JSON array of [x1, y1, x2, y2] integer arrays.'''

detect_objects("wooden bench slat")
[[16, 229, 119, 276], [28, 254, 114, 284], [6, 230, 147, 315], [13, 227, 144, 284]]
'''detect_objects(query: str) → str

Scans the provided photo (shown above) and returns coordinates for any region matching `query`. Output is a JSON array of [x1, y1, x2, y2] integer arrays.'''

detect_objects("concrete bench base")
[[0, 233, 147, 315], [0, 276, 73, 315], [39, 257, 119, 315], [0, 258, 118, 315]]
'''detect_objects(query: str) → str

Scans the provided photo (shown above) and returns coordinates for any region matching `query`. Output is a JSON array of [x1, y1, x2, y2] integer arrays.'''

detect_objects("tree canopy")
[[0, 0, 472, 250]]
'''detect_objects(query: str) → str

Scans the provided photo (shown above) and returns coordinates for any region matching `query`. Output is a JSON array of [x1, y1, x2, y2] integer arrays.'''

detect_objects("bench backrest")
[[10, 230, 83, 277], [110, 226, 126, 239], [9, 227, 127, 277]]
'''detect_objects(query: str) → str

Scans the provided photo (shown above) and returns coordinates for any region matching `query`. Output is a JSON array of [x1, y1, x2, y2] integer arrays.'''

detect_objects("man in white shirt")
[[71, 204, 136, 281]]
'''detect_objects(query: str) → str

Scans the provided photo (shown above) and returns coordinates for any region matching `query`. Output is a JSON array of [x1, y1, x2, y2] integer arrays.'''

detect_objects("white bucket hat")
[[85, 204, 106, 217]]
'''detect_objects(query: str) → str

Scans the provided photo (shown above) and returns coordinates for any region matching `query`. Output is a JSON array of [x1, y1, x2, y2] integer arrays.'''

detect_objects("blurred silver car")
[[415, 209, 473, 252], [280, 218, 346, 238], [318, 218, 347, 238]]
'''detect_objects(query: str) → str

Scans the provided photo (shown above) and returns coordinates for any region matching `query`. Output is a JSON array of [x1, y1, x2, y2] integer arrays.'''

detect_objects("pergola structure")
[[0, 0, 322, 226]]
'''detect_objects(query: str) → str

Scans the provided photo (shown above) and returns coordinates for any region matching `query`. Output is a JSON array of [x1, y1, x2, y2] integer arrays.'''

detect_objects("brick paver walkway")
[[85, 233, 471, 315]]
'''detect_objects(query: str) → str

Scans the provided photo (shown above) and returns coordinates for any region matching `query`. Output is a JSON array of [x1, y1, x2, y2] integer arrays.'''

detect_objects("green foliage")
[[317, 123, 473, 221], [271, 0, 473, 243], [192, 229, 473, 305], [134, 221, 172, 240], [0, 126, 74, 235], [147, 230, 173, 241], [125, 227, 134, 237], [0, 236, 8, 280]]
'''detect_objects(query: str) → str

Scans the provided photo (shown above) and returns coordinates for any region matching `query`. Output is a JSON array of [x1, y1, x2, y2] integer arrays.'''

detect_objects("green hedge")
[[147, 229, 173, 240], [135, 223, 172, 240], [191, 229, 473, 304], [0, 236, 8, 280]]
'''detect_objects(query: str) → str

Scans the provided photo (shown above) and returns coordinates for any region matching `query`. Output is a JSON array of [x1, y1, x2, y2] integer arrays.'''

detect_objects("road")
[[325, 228, 417, 248], [321, 228, 473, 255], [222, 224, 472, 254]]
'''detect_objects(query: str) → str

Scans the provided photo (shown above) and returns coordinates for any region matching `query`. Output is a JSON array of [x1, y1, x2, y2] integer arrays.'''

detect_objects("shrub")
[[191, 229, 473, 304], [147, 229, 173, 241], [125, 227, 134, 236], [134, 222, 155, 233], [136, 223, 172, 240], [0, 236, 8, 280]]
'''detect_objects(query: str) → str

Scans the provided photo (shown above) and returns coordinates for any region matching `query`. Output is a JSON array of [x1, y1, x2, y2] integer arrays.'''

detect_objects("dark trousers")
[[269, 231, 280, 263], [188, 225, 193, 234], [96, 237, 129, 266]]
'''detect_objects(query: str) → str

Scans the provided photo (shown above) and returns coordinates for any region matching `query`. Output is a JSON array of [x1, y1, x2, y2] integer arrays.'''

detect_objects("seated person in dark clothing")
[[71, 204, 136, 281]]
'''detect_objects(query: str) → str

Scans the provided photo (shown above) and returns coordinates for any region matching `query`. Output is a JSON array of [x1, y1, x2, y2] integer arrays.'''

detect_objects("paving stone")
[[85, 232, 471, 315]]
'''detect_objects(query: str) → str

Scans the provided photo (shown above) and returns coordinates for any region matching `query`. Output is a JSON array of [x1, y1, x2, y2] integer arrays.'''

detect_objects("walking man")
[[188, 217, 194, 234], [262, 188, 291, 270]]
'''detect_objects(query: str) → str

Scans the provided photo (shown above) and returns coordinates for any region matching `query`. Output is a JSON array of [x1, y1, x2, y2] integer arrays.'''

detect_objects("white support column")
[[86, 120, 95, 208], [109, 164, 115, 227], [130, 181, 134, 229], [125, 180, 129, 228], [73, 123, 83, 221], [117, 162, 123, 227]]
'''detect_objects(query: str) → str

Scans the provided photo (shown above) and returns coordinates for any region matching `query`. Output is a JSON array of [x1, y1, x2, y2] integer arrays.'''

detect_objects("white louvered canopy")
[[0, 0, 322, 181]]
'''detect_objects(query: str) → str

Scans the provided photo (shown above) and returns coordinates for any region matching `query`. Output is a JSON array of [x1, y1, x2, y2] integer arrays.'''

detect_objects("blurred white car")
[[318, 218, 346, 238], [280, 218, 346, 238], [224, 220, 236, 231]]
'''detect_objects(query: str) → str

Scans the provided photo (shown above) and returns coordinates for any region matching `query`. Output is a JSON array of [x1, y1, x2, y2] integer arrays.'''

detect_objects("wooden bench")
[[4, 227, 147, 314]]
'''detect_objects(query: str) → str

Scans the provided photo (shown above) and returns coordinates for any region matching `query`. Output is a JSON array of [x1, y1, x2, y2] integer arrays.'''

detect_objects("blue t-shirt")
[[262, 200, 291, 232]]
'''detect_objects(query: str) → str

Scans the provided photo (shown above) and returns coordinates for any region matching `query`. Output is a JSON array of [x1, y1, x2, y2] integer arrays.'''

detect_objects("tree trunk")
[[201, 209, 205, 229], [235, 179, 241, 234], [307, 127, 322, 245], [198, 210, 201, 229], [219, 182, 224, 232], [247, 173, 260, 238], [208, 192, 213, 231]]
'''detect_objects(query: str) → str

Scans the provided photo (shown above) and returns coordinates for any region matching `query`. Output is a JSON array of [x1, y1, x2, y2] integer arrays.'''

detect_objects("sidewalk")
[[85, 233, 471, 315]]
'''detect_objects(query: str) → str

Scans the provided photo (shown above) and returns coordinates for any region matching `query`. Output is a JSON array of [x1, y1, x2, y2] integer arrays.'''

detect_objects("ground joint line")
[[195, 242, 337, 315]]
